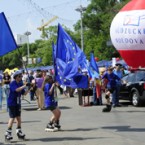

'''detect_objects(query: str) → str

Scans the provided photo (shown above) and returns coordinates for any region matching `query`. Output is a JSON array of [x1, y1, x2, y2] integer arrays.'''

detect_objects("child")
[[5, 70, 31, 141], [43, 75, 61, 132]]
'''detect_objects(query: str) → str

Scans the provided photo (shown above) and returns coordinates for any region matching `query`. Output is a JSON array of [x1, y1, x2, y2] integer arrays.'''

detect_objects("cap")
[[115, 63, 122, 67], [13, 70, 22, 79]]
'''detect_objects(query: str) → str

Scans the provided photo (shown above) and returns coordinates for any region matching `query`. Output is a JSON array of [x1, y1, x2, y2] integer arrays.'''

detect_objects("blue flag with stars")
[[89, 52, 99, 79], [55, 24, 88, 88], [0, 12, 18, 56]]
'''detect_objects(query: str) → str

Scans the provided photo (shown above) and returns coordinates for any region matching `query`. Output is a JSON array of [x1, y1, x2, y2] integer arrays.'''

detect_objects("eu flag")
[[55, 24, 88, 88], [89, 52, 99, 79], [0, 12, 18, 56]]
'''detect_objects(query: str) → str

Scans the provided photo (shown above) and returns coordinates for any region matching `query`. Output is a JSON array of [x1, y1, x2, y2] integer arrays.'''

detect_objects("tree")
[[74, 0, 130, 60]]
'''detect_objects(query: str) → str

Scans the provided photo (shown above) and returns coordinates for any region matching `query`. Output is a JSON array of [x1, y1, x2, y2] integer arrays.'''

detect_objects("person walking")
[[35, 72, 45, 110], [5, 70, 31, 141], [42, 75, 61, 132]]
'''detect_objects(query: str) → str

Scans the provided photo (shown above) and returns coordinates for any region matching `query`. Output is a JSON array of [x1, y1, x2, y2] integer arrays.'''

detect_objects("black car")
[[119, 70, 145, 106]]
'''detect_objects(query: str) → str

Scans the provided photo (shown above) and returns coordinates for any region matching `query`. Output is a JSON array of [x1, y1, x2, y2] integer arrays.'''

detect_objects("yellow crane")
[[37, 16, 58, 31]]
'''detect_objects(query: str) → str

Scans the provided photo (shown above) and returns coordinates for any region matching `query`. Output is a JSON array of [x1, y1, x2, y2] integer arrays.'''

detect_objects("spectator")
[[27, 71, 35, 101], [0, 73, 3, 109], [35, 72, 45, 110], [3, 72, 11, 99]]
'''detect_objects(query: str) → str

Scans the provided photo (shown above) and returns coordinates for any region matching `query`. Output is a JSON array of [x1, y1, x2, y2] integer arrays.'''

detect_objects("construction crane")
[[37, 16, 58, 31]]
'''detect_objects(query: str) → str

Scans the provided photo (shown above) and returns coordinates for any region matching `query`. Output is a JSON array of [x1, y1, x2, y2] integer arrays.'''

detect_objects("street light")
[[24, 31, 31, 59], [75, 5, 86, 51]]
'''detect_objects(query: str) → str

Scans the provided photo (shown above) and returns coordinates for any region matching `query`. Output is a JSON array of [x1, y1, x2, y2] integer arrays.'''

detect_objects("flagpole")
[[51, 42, 58, 105]]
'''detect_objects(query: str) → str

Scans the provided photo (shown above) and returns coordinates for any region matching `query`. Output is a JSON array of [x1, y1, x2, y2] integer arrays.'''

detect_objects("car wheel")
[[132, 91, 140, 107]]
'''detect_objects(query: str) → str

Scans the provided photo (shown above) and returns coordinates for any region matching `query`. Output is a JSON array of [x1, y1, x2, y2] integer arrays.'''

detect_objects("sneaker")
[[45, 123, 56, 132], [53, 123, 61, 131], [102, 104, 112, 112], [16, 129, 25, 139], [5, 130, 13, 141], [37, 108, 41, 111]]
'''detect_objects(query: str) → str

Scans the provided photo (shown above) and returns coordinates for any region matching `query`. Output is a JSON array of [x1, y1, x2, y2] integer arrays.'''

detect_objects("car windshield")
[[136, 71, 145, 81], [122, 75, 128, 81]]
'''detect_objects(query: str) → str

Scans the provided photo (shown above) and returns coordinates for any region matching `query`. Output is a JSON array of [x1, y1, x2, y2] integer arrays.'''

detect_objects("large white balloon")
[[110, 0, 145, 68]]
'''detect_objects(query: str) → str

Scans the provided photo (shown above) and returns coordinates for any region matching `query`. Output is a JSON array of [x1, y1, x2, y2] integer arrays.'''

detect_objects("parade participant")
[[102, 67, 120, 112], [42, 75, 61, 132], [5, 70, 32, 141], [113, 63, 123, 107]]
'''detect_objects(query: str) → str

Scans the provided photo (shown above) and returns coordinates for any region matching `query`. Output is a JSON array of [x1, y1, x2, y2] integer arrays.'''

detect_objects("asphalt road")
[[0, 94, 145, 145]]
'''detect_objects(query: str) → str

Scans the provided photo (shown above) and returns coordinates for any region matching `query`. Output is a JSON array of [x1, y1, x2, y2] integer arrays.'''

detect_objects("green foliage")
[[78, 0, 130, 60]]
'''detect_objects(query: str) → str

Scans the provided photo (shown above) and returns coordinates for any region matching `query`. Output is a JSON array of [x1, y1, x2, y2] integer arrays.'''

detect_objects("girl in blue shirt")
[[43, 75, 61, 132]]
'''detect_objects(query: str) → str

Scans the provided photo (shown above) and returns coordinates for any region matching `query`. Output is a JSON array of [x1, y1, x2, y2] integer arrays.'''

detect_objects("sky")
[[0, 0, 90, 43]]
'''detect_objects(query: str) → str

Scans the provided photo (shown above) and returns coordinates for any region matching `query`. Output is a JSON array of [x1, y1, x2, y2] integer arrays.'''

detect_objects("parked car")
[[119, 70, 145, 106]]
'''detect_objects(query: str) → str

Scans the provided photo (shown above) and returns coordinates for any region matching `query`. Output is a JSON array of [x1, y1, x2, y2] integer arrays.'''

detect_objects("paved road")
[[0, 94, 145, 145]]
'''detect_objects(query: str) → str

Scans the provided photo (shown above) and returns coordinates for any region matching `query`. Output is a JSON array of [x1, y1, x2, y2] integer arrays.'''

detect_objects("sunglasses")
[[18, 75, 23, 78]]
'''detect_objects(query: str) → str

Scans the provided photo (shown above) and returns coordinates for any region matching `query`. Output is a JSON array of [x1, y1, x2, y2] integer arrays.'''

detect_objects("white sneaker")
[[37, 108, 41, 111]]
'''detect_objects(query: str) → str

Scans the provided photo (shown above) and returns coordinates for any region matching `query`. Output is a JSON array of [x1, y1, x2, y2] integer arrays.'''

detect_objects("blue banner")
[[0, 12, 18, 56]]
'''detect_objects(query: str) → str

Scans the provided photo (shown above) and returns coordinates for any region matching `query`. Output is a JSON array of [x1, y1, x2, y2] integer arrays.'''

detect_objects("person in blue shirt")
[[42, 75, 61, 132], [113, 63, 123, 107], [102, 67, 120, 112], [5, 70, 31, 141]]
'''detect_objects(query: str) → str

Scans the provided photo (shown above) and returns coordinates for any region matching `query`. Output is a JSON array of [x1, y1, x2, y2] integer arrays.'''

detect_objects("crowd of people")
[[0, 63, 130, 141]]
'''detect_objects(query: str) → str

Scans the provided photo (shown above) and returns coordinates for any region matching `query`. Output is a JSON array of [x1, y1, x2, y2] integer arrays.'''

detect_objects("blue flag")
[[89, 53, 99, 79], [55, 24, 88, 88], [0, 12, 18, 56]]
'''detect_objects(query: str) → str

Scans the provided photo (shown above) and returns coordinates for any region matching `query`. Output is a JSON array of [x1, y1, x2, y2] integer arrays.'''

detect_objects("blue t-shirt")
[[102, 72, 120, 89], [44, 83, 56, 108], [7, 81, 25, 107], [113, 70, 123, 85]]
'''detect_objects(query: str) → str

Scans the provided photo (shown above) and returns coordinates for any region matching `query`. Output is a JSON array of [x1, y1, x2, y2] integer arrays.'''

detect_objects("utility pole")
[[24, 31, 31, 60], [75, 5, 86, 51]]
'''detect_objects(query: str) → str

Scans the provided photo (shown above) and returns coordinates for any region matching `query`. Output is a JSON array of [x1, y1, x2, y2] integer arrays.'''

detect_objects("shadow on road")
[[63, 127, 98, 132], [0, 120, 41, 125], [102, 125, 145, 132], [29, 136, 107, 142], [23, 106, 71, 111]]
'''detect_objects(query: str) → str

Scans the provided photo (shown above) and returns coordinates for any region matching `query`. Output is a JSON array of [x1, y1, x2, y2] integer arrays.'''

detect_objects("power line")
[[8, 0, 89, 23], [41, 0, 79, 8]]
